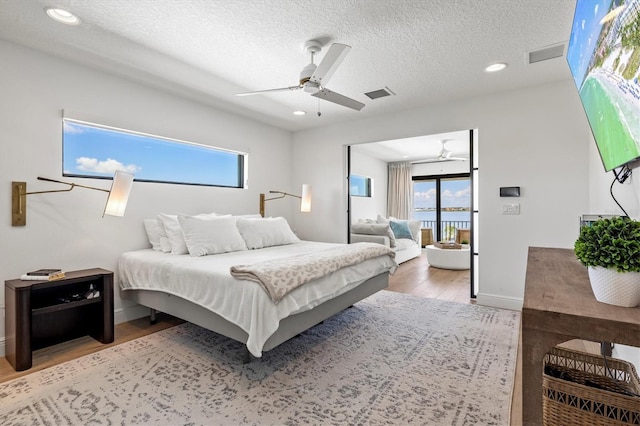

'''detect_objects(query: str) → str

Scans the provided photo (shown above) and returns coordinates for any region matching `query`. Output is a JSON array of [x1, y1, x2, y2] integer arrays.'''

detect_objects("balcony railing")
[[419, 220, 471, 242]]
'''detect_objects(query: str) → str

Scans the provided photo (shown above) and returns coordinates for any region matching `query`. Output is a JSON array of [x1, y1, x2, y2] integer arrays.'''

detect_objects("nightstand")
[[4, 268, 114, 371]]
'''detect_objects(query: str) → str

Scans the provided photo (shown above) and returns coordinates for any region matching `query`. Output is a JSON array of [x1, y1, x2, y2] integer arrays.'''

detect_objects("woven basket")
[[543, 347, 640, 425]]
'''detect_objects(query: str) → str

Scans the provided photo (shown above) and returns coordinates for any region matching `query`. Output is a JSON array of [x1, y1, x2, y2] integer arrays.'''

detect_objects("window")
[[350, 174, 372, 197], [413, 175, 470, 241], [63, 118, 246, 188]]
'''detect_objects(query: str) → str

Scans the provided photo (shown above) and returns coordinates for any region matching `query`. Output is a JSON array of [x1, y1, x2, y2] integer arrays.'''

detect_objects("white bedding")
[[118, 241, 396, 357]]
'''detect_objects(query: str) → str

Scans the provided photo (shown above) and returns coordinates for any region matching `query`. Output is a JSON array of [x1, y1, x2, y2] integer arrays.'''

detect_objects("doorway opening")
[[347, 129, 478, 299]]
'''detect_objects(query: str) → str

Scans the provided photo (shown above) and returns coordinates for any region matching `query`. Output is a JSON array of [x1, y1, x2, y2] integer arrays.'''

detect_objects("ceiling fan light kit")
[[236, 39, 365, 111]]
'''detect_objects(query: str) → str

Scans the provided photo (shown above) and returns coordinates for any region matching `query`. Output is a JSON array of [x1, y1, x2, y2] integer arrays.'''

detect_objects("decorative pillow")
[[143, 219, 162, 251], [390, 220, 413, 240], [389, 217, 421, 242], [236, 217, 300, 249], [178, 215, 247, 256]]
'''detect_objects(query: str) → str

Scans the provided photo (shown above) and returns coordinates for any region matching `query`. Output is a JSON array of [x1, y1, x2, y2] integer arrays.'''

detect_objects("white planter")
[[587, 266, 640, 307]]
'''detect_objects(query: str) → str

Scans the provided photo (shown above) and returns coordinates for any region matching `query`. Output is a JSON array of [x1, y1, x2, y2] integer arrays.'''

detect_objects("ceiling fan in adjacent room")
[[235, 39, 365, 111], [421, 140, 468, 163]]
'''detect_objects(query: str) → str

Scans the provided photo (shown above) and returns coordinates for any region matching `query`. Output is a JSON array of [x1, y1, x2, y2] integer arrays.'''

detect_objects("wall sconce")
[[260, 184, 311, 217], [11, 170, 134, 226]]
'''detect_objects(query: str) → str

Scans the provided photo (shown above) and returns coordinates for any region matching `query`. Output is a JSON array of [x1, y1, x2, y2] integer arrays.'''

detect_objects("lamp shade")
[[300, 184, 311, 213], [103, 170, 134, 217]]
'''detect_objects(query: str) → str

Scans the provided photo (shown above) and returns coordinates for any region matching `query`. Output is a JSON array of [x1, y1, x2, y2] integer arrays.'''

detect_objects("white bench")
[[425, 245, 471, 270]]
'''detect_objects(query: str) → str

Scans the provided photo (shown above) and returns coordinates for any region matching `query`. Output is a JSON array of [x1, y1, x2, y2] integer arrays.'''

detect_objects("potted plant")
[[460, 239, 470, 249], [574, 217, 640, 307]]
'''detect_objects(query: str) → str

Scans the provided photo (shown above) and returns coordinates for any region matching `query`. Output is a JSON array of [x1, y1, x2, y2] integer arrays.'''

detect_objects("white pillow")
[[375, 216, 397, 247], [178, 215, 247, 256], [158, 212, 221, 255], [155, 216, 173, 253], [143, 219, 162, 251], [236, 217, 300, 249], [158, 214, 188, 255]]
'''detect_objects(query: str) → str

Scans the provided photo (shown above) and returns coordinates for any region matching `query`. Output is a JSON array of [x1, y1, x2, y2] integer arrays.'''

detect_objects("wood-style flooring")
[[0, 251, 597, 425]]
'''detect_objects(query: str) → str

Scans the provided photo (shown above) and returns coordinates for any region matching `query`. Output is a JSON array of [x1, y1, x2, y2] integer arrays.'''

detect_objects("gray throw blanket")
[[230, 242, 395, 303]]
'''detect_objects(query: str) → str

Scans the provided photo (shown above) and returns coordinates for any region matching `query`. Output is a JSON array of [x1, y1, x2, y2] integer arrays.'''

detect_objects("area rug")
[[0, 291, 520, 425]]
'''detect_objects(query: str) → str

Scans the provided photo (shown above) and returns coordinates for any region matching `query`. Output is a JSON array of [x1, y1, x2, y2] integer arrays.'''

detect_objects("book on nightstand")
[[26, 268, 62, 276], [20, 271, 65, 281]]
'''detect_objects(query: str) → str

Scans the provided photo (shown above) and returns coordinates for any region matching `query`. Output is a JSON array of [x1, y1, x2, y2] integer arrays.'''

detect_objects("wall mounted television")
[[566, 0, 640, 172]]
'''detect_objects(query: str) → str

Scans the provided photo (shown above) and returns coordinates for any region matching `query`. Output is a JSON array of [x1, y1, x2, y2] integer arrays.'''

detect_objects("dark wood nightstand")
[[4, 268, 114, 371]]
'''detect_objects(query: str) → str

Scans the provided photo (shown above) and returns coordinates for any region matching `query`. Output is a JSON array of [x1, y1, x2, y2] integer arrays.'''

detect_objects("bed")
[[118, 231, 396, 361]]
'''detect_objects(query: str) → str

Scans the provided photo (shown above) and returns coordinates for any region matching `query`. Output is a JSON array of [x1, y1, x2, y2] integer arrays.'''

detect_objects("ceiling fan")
[[235, 39, 365, 111], [421, 140, 468, 163]]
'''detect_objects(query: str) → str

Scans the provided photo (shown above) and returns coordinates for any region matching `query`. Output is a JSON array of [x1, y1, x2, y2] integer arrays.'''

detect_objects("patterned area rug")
[[0, 291, 520, 425]]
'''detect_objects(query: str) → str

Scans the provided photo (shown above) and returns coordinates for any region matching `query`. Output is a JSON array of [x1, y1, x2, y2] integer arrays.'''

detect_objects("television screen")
[[566, 0, 640, 171]]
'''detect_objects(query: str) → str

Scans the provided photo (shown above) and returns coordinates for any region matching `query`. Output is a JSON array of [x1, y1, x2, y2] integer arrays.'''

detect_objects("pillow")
[[158, 212, 221, 255], [178, 215, 248, 256], [390, 220, 413, 240], [236, 217, 300, 249], [389, 217, 421, 242], [155, 216, 173, 253], [158, 214, 188, 255], [143, 219, 162, 251], [374, 216, 397, 248], [351, 223, 390, 236]]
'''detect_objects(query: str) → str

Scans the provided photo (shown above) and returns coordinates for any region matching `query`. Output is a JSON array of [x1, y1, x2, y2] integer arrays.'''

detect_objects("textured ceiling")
[[0, 0, 577, 135]]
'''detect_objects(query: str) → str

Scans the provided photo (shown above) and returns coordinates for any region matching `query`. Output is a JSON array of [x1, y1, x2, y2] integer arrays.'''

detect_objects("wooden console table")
[[522, 247, 640, 425]]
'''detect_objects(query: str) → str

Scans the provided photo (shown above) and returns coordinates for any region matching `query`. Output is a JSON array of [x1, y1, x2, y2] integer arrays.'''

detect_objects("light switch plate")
[[502, 203, 520, 215]]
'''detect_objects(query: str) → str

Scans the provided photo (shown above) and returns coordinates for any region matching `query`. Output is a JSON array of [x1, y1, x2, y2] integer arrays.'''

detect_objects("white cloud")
[[63, 122, 85, 134], [415, 188, 437, 200], [76, 157, 140, 174]]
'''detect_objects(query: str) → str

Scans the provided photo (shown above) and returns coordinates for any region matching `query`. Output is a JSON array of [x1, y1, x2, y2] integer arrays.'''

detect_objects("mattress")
[[118, 241, 396, 356]]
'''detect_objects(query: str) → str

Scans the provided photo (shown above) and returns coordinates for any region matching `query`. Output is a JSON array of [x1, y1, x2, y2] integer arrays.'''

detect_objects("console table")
[[522, 247, 640, 425]]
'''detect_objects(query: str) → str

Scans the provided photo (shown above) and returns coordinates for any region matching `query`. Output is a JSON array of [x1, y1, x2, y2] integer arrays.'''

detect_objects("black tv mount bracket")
[[613, 165, 632, 184]]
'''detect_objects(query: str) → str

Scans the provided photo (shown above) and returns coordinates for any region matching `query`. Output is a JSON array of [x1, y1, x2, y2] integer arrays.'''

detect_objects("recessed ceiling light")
[[485, 62, 508, 72], [45, 7, 81, 25], [293, 110, 307, 116]]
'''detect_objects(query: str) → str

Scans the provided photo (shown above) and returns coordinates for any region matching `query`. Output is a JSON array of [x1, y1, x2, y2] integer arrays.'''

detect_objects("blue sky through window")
[[414, 178, 470, 209], [63, 120, 244, 187]]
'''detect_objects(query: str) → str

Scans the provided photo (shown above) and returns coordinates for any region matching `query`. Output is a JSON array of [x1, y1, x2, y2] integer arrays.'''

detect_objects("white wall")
[[349, 148, 387, 221], [291, 79, 590, 310], [0, 40, 292, 351]]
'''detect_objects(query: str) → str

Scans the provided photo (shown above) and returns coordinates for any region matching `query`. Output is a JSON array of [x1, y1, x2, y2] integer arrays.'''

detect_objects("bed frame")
[[122, 272, 389, 362]]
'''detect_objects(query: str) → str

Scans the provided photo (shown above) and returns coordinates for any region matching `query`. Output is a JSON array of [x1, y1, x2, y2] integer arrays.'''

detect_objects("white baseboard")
[[476, 292, 523, 311]]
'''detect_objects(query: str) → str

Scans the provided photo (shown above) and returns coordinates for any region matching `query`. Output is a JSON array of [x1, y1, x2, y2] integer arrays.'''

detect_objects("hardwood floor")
[[0, 252, 596, 425], [387, 251, 472, 304]]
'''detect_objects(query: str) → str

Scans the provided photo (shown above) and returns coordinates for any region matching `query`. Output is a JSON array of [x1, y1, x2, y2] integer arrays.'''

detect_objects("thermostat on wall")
[[500, 186, 520, 197]]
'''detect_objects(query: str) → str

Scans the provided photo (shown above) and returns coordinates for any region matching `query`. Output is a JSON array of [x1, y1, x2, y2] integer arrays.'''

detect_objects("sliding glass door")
[[412, 174, 471, 242]]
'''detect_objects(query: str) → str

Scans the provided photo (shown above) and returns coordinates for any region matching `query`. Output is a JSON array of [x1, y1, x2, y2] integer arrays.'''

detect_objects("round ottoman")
[[425, 245, 471, 270]]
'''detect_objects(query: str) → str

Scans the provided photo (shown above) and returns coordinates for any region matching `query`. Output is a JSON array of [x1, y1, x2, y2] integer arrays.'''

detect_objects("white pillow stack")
[[142, 213, 299, 257]]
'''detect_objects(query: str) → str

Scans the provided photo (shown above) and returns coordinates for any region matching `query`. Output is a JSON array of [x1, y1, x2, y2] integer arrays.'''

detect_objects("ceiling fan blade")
[[235, 86, 301, 96], [309, 43, 351, 86], [311, 88, 365, 111]]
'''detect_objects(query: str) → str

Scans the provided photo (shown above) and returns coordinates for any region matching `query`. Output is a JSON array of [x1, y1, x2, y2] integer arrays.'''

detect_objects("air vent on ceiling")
[[527, 43, 565, 64], [364, 86, 396, 100]]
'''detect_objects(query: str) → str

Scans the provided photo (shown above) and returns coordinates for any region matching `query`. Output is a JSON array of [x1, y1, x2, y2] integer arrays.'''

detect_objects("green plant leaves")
[[574, 217, 640, 273]]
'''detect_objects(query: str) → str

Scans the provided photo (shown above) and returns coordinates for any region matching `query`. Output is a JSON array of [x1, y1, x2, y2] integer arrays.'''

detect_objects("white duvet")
[[118, 241, 396, 357]]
